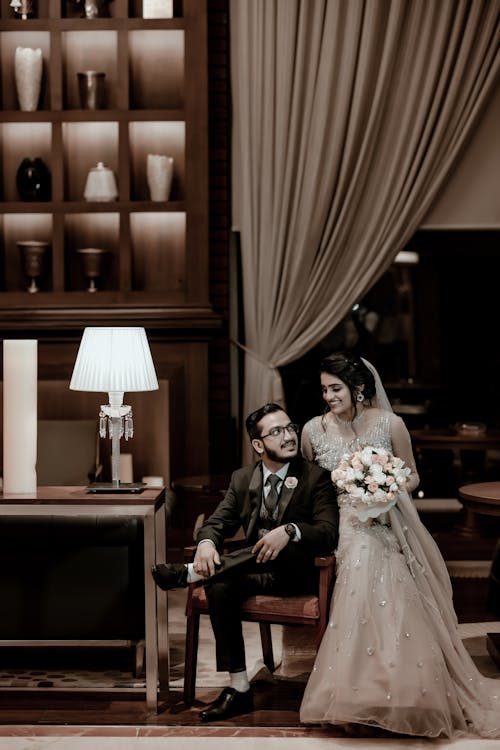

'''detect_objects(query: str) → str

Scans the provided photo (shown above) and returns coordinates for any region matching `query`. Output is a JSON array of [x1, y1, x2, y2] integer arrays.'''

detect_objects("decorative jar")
[[10, 0, 35, 18], [83, 162, 118, 201], [16, 157, 51, 201]]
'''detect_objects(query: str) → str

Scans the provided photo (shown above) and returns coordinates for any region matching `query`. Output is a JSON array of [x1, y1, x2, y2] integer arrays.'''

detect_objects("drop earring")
[[356, 392, 365, 402]]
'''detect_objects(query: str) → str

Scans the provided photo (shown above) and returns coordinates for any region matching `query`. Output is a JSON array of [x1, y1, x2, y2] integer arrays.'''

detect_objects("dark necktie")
[[265, 474, 281, 515]]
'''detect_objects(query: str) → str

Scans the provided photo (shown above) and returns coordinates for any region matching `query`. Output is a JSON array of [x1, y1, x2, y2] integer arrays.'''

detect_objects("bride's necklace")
[[330, 406, 364, 429]]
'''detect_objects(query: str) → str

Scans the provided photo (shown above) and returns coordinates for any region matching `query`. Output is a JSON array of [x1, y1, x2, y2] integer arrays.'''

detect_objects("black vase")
[[16, 157, 51, 201]]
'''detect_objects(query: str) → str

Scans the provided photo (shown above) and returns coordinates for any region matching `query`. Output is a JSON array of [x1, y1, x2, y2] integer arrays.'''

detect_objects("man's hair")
[[245, 403, 286, 440]]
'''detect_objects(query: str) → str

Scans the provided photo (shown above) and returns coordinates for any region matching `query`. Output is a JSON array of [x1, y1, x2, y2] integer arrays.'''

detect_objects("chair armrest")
[[314, 554, 335, 567]]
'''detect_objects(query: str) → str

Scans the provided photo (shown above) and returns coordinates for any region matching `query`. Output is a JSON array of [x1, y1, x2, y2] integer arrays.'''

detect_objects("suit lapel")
[[245, 463, 263, 540], [276, 457, 303, 523]]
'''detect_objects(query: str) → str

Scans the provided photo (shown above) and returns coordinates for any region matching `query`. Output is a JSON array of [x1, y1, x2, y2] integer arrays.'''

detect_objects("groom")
[[152, 403, 339, 721]]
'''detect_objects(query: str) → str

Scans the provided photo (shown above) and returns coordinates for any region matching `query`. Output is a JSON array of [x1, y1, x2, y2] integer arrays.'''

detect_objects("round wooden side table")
[[458, 482, 500, 669]]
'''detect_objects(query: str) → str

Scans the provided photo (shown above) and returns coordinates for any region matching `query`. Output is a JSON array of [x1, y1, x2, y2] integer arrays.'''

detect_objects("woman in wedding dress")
[[299, 352, 499, 738]]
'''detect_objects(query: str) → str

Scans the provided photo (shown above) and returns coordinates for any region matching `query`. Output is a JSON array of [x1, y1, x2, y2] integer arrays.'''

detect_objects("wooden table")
[[458, 482, 500, 670], [458, 482, 500, 516], [0, 486, 169, 712], [411, 428, 500, 454], [410, 428, 500, 485], [410, 428, 500, 535]]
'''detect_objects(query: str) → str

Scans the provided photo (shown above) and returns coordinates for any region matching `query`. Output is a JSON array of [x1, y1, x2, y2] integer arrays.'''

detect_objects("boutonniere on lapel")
[[285, 476, 298, 489]]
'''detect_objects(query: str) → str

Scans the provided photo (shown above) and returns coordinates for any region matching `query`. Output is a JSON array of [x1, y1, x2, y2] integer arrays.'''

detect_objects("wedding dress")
[[299, 370, 500, 738]]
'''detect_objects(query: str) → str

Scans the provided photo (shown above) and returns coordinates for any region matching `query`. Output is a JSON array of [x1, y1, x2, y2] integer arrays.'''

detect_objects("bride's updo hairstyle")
[[320, 351, 376, 410]]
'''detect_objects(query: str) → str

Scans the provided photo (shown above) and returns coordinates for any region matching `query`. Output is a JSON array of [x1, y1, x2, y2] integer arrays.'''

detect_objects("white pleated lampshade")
[[70, 327, 159, 393]]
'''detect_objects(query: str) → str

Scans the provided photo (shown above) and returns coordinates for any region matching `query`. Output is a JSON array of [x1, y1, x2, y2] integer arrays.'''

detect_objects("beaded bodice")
[[302, 411, 395, 551], [302, 411, 393, 473]]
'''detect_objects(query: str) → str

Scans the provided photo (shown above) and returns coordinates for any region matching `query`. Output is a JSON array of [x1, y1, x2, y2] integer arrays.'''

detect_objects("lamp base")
[[86, 482, 146, 494]]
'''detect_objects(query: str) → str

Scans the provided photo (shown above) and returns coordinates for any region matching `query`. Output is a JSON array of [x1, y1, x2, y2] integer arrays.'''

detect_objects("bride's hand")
[[345, 507, 373, 528]]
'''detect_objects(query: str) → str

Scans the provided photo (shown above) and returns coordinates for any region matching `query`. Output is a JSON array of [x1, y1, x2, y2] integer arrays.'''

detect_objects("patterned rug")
[[0, 588, 498, 690], [0, 667, 142, 691], [0, 589, 282, 690]]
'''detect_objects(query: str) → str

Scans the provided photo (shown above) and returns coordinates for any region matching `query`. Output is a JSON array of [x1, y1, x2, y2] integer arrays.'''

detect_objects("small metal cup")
[[17, 240, 49, 293], [77, 71, 105, 110], [77, 247, 107, 292]]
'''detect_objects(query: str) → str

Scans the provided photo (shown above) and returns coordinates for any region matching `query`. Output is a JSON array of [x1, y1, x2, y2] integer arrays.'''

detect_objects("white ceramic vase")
[[147, 154, 174, 201], [15, 46, 43, 112]]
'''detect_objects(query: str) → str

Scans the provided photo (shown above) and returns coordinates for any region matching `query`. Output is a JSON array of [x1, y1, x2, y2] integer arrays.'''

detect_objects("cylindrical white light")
[[3, 339, 37, 494]]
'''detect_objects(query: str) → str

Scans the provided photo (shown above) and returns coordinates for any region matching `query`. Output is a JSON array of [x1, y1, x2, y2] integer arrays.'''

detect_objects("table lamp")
[[70, 326, 159, 493]]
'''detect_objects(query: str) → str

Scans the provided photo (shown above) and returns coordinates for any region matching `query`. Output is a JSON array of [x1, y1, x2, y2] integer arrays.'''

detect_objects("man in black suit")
[[152, 402, 338, 721]]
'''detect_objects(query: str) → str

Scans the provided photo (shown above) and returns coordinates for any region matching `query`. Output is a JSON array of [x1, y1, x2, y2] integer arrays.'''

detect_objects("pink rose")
[[285, 476, 298, 489]]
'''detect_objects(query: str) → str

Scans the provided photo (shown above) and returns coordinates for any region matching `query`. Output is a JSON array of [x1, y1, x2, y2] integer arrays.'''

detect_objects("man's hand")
[[193, 542, 221, 578], [252, 526, 290, 563]]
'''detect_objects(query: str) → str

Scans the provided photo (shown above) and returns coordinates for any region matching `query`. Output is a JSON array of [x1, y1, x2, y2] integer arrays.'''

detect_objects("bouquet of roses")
[[331, 445, 411, 521]]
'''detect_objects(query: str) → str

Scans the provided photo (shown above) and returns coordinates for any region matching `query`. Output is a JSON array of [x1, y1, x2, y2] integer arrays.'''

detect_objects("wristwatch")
[[284, 523, 296, 540]]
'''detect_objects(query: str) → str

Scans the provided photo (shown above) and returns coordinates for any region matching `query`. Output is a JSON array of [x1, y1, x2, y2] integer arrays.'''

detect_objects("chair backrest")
[[37, 419, 100, 485]]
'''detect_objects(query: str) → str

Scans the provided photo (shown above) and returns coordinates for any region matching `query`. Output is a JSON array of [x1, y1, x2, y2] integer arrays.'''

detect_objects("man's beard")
[[264, 441, 297, 463]]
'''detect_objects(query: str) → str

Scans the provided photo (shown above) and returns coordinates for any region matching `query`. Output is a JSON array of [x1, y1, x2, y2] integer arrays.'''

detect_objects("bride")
[[299, 351, 499, 738]]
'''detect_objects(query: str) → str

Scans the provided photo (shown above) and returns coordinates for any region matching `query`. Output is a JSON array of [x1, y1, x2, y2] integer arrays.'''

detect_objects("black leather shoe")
[[200, 687, 254, 722], [151, 563, 188, 591]]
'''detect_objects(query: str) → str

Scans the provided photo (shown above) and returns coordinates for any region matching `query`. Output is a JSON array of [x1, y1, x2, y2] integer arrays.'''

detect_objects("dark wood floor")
[[0, 575, 496, 728], [0, 512, 497, 728]]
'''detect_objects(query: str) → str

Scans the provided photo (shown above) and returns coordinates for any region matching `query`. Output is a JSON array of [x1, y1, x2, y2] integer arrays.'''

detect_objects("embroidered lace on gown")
[[299, 409, 500, 738]]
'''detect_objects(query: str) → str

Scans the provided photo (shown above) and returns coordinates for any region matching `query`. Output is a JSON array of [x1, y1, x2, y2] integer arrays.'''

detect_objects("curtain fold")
[[231, 0, 500, 460]]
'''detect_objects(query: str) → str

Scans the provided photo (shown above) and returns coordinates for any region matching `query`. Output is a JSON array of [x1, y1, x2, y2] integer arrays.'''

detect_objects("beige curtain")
[[230, 0, 500, 460]]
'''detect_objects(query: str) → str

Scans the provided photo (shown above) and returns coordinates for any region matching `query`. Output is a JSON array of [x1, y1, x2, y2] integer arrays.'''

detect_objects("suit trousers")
[[203, 544, 314, 673]]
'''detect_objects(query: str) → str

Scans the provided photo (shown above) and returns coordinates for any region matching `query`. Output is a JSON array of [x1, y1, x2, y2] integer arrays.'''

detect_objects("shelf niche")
[[64, 212, 118, 292], [130, 211, 185, 293], [62, 30, 118, 110], [129, 120, 184, 201], [1, 212, 53, 292]]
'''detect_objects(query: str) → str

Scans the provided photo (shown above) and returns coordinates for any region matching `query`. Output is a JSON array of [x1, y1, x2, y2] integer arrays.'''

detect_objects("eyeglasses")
[[260, 423, 299, 440]]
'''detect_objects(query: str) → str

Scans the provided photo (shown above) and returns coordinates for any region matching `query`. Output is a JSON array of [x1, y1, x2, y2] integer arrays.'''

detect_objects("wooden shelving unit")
[[0, 0, 211, 326]]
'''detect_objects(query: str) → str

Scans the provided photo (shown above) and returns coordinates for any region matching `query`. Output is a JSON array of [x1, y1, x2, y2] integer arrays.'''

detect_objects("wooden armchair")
[[182, 540, 335, 705]]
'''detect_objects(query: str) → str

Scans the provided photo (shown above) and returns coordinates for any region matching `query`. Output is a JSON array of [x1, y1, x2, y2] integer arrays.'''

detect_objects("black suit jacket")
[[196, 456, 339, 566]]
